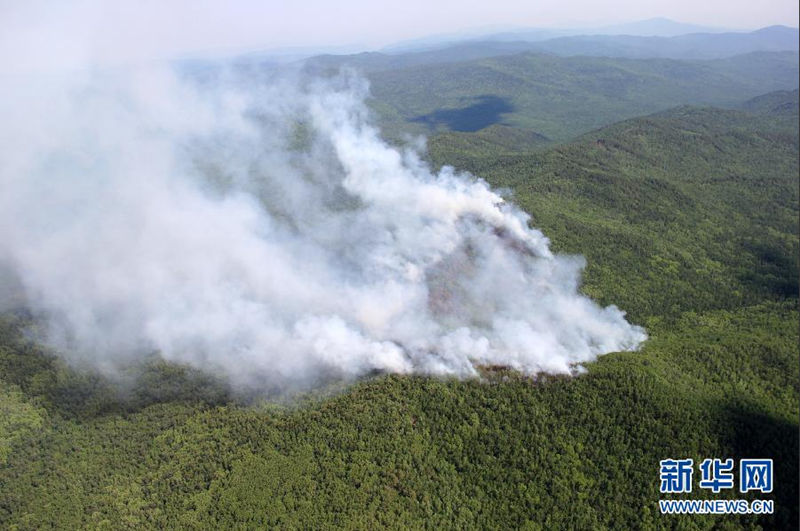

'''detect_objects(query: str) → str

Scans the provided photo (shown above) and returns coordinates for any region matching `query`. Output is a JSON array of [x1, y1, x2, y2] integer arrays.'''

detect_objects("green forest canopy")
[[0, 94, 797, 528]]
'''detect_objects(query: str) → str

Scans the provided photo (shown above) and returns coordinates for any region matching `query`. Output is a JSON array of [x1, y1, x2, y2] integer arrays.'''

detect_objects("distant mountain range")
[[361, 50, 798, 142], [519, 25, 799, 60], [384, 17, 731, 53], [304, 26, 799, 75], [740, 88, 799, 115], [187, 21, 799, 145]]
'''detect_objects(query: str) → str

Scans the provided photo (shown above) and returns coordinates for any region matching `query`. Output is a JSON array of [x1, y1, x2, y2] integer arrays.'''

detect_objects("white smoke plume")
[[0, 65, 646, 390]]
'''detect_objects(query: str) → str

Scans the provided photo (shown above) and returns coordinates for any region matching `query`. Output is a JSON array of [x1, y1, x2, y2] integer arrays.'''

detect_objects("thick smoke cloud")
[[0, 65, 646, 390]]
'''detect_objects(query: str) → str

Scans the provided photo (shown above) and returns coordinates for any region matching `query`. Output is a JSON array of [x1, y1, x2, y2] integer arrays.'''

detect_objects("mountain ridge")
[[303, 25, 799, 75], [365, 50, 799, 141], [2, 101, 797, 529]]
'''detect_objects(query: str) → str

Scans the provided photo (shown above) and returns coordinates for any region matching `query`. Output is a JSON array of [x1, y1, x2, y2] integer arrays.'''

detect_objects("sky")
[[0, 0, 798, 71]]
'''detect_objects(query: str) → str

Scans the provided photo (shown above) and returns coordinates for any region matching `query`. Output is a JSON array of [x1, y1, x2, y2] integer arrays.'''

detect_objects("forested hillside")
[[741, 88, 799, 117], [429, 104, 799, 325], [365, 51, 799, 141], [305, 26, 799, 72], [1, 100, 796, 528]]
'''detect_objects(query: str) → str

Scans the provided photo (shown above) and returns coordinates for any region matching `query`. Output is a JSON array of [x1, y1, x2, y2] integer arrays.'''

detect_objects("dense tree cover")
[[366, 51, 799, 142], [430, 104, 799, 328], [0, 303, 796, 529], [740, 89, 799, 118], [0, 103, 797, 528]]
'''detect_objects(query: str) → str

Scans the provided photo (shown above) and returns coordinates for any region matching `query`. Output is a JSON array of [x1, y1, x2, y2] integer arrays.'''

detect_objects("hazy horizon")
[[1, 1, 798, 72]]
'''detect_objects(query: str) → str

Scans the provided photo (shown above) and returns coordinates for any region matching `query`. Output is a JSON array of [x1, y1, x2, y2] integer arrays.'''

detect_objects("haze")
[[1, 0, 798, 72]]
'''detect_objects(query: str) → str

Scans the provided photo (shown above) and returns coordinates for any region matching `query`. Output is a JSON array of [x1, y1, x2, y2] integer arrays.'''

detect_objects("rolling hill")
[[381, 17, 729, 54], [304, 26, 799, 75], [741, 88, 799, 116], [507, 25, 799, 60], [428, 104, 799, 324], [365, 50, 799, 141], [1, 100, 796, 528]]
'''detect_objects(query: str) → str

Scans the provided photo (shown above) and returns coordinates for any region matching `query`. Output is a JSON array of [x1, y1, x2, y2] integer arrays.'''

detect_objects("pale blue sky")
[[1, 0, 798, 71]]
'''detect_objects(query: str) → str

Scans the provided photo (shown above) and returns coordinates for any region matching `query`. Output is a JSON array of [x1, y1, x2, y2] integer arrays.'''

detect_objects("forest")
[[1, 41, 798, 529]]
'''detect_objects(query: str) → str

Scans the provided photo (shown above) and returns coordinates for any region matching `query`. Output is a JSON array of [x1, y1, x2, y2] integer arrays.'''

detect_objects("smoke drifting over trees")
[[0, 66, 645, 391]]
